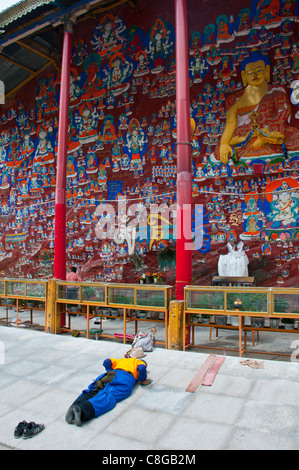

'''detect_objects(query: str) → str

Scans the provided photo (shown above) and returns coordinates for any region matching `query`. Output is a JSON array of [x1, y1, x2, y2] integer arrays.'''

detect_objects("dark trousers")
[[71, 371, 117, 422], [72, 391, 97, 422]]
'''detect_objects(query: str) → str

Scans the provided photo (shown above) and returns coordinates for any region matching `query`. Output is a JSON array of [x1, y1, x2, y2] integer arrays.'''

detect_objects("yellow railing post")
[[46, 279, 57, 334], [168, 300, 184, 350]]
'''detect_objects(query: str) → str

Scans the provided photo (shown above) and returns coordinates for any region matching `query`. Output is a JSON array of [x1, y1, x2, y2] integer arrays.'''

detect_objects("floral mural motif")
[[0, 0, 299, 286]]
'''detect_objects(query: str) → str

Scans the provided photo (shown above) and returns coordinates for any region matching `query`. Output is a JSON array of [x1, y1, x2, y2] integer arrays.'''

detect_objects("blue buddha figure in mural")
[[266, 181, 299, 229], [240, 195, 263, 240], [67, 155, 77, 179], [213, 49, 299, 164], [202, 23, 215, 47], [85, 148, 98, 174], [0, 170, 10, 190]]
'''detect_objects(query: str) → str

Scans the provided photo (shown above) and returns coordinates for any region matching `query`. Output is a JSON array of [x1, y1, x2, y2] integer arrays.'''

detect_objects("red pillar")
[[54, 22, 73, 326], [54, 22, 73, 281], [175, 0, 192, 300]]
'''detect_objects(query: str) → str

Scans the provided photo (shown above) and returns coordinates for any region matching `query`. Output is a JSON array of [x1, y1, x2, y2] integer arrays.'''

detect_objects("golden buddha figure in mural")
[[214, 49, 299, 164]]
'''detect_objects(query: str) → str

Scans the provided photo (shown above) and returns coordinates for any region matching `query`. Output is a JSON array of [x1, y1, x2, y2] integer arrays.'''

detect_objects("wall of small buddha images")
[[0, 0, 299, 286]]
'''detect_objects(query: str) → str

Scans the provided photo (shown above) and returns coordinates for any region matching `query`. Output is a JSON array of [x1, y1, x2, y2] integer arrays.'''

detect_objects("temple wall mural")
[[0, 0, 299, 286]]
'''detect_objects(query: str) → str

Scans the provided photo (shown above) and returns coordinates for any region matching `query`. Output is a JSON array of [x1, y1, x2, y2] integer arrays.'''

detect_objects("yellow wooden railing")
[[0, 278, 299, 356], [184, 285, 299, 356], [0, 278, 47, 328], [54, 281, 172, 346]]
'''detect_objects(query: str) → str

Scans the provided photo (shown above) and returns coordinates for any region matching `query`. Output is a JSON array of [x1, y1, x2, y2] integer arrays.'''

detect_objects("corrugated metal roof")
[[0, 55, 31, 93], [3, 41, 49, 72]]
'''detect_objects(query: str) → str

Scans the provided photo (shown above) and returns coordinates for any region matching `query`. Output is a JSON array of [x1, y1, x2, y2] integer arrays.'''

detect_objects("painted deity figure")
[[236, 8, 252, 32], [0, 170, 10, 190], [281, 0, 296, 16], [81, 54, 105, 102], [78, 103, 98, 144], [214, 50, 299, 163], [85, 148, 98, 174], [124, 118, 148, 169], [134, 50, 150, 77], [267, 182, 299, 228], [91, 14, 126, 57], [101, 115, 118, 142], [189, 52, 209, 83], [241, 195, 263, 239], [16, 108, 29, 129], [146, 18, 174, 73], [252, 0, 281, 26], [216, 15, 231, 42], [69, 68, 82, 106], [72, 40, 89, 67], [20, 132, 35, 161], [34, 125, 55, 165], [105, 52, 133, 96], [67, 155, 77, 179]]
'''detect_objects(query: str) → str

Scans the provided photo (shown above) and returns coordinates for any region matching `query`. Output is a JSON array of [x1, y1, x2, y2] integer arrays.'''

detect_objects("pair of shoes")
[[14, 421, 45, 439], [14, 420, 28, 438], [23, 422, 45, 439], [65, 405, 82, 426]]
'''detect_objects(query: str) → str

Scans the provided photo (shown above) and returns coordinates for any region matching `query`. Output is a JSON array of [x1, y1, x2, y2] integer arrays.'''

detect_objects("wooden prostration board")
[[185, 354, 225, 392], [201, 356, 226, 386]]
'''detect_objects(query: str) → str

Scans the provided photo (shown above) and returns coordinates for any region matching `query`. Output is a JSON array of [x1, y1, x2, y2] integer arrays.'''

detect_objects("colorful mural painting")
[[0, 0, 299, 286]]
